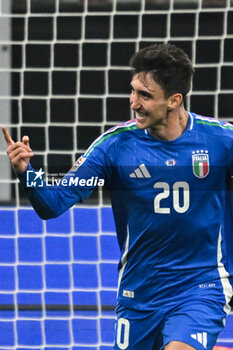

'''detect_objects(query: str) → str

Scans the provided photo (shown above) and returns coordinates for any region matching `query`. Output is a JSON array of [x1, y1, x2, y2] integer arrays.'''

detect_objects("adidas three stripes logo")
[[191, 332, 207, 348], [129, 164, 151, 178]]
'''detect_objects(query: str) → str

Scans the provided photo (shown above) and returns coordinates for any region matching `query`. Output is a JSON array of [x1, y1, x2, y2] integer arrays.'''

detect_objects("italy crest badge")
[[192, 150, 209, 178]]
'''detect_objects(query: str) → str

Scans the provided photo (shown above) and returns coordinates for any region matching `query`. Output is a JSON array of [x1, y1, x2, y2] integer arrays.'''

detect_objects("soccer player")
[[2, 43, 233, 350]]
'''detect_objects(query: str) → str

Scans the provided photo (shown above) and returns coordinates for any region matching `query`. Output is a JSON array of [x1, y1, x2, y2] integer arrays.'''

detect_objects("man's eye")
[[141, 92, 150, 98]]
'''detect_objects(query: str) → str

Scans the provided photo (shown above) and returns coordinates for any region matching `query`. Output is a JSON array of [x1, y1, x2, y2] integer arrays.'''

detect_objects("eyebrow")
[[130, 84, 153, 98]]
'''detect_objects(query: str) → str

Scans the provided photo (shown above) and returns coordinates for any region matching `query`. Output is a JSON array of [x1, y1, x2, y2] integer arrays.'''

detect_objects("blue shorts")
[[114, 284, 230, 350]]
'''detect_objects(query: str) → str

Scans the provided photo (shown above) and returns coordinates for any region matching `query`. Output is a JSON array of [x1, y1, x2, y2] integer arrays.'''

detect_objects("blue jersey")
[[19, 113, 233, 312]]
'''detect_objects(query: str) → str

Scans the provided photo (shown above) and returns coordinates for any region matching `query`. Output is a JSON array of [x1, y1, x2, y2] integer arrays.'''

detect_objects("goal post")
[[0, 0, 11, 202]]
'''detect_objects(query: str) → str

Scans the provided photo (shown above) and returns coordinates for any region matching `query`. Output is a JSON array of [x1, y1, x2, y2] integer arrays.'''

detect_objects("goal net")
[[0, 0, 232, 348]]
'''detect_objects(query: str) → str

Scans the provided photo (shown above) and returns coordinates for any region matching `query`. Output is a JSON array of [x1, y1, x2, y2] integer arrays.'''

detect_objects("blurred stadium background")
[[0, 0, 232, 348]]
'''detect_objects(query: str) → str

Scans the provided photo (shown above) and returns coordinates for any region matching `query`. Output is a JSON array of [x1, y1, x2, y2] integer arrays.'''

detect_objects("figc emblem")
[[192, 150, 209, 178]]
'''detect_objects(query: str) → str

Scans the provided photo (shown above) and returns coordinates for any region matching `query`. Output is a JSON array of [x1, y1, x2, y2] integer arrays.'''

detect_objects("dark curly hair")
[[129, 43, 194, 98]]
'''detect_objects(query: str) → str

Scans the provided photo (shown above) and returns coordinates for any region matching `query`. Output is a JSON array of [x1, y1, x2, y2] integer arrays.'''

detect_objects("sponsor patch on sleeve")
[[70, 156, 86, 171]]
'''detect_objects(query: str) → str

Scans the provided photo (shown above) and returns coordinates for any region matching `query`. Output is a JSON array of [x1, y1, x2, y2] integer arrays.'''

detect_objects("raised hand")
[[2, 126, 34, 173]]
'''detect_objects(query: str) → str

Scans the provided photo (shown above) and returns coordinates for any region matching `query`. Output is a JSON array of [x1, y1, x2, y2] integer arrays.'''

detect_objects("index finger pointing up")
[[1, 126, 15, 146]]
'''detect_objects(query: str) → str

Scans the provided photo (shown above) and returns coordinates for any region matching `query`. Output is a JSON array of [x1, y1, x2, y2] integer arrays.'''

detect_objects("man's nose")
[[130, 93, 141, 110]]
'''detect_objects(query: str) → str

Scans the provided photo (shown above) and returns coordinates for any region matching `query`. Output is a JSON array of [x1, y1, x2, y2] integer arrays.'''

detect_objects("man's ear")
[[167, 93, 183, 110]]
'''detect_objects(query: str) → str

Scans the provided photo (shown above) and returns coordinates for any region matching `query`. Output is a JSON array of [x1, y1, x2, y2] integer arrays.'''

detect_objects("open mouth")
[[135, 113, 148, 122]]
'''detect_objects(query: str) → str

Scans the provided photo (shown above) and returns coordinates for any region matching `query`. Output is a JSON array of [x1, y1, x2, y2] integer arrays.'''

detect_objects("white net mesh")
[[0, 0, 232, 348]]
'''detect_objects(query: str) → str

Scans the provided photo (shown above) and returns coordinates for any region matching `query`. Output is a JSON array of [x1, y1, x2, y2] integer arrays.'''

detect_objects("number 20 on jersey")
[[154, 181, 190, 214]]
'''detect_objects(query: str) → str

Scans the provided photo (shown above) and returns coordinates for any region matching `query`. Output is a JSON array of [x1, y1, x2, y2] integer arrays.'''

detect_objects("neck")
[[148, 107, 189, 141]]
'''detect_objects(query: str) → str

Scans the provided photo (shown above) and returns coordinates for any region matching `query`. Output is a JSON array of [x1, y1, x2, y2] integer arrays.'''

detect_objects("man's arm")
[[2, 126, 105, 220], [1, 126, 83, 219]]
